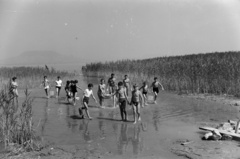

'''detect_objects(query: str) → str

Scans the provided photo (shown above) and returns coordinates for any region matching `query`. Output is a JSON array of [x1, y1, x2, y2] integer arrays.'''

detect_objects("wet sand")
[[2, 77, 240, 159]]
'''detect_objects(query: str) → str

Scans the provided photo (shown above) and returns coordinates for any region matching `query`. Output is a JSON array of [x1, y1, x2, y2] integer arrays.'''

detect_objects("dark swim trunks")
[[153, 87, 159, 94]]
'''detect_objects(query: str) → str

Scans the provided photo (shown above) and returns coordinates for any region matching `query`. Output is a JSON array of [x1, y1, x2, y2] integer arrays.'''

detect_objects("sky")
[[0, 0, 240, 63]]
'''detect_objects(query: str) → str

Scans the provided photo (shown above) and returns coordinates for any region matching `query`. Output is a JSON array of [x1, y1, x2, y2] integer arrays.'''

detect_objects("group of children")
[[11, 74, 164, 124], [96, 73, 164, 124]]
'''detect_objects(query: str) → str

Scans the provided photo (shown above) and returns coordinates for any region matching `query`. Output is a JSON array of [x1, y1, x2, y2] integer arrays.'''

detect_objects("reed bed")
[[0, 84, 42, 155], [82, 52, 240, 96]]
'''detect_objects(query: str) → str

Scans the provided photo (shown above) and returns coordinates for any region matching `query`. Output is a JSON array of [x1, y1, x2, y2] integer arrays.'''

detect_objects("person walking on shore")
[[123, 75, 130, 97], [55, 76, 62, 98], [98, 79, 106, 108], [130, 84, 144, 124], [107, 73, 117, 108], [151, 77, 164, 104], [42, 76, 50, 98]]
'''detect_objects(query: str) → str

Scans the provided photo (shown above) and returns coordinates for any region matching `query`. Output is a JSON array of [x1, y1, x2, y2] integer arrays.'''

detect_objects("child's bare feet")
[[133, 121, 137, 124]]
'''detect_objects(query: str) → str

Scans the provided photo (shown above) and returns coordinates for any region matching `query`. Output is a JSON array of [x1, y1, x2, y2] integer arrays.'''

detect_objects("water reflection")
[[117, 123, 144, 155], [99, 112, 106, 139], [118, 123, 129, 154], [79, 120, 92, 143]]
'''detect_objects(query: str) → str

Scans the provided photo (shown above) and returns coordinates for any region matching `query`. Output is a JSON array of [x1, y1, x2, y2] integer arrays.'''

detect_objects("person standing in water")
[[123, 75, 130, 97], [98, 79, 106, 108], [79, 83, 98, 119], [10, 77, 19, 99], [139, 81, 148, 106], [107, 73, 117, 108], [71, 80, 83, 105], [130, 84, 144, 124], [42, 76, 50, 98], [55, 76, 62, 98], [151, 77, 164, 104], [112, 82, 129, 121]]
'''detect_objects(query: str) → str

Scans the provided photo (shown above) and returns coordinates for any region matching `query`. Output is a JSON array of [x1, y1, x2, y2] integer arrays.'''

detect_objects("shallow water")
[[22, 76, 240, 158]]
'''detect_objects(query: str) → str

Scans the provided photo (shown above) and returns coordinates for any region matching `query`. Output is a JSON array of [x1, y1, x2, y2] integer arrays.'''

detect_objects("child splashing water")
[[130, 84, 144, 124], [79, 83, 98, 119]]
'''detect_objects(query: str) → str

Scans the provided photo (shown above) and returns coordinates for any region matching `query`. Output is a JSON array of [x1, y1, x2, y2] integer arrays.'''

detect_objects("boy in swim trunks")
[[123, 75, 130, 96], [130, 84, 144, 124], [151, 77, 164, 104], [42, 76, 50, 98], [112, 82, 129, 121], [79, 83, 97, 119], [55, 76, 63, 98], [139, 81, 148, 106]]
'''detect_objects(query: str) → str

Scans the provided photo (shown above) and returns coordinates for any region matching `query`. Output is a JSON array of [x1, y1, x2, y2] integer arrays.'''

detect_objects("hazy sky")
[[0, 0, 240, 62]]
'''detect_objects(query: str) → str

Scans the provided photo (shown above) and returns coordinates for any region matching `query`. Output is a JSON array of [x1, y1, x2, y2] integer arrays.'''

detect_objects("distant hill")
[[0, 51, 83, 66]]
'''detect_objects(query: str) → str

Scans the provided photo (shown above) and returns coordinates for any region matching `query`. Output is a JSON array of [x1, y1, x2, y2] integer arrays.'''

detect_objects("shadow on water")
[[69, 115, 83, 120]]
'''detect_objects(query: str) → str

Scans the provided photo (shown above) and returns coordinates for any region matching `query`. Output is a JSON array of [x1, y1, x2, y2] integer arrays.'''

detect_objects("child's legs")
[[73, 92, 77, 103], [98, 94, 103, 106], [143, 94, 147, 103], [83, 102, 91, 118], [58, 87, 61, 96], [44, 88, 49, 96], [119, 104, 124, 120], [122, 100, 127, 120], [132, 104, 137, 122], [136, 103, 141, 119]]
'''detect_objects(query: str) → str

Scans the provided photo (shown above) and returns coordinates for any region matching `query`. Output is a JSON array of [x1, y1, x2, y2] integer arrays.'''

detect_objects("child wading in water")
[[130, 84, 144, 124], [139, 81, 148, 106], [107, 73, 117, 108], [55, 76, 63, 98], [123, 75, 130, 97], [112, 82, 129, 121], [98, 79, 106, 108], [151, 77, 164, 104], [79, 83, 97, 119], [42, 76, 50, 98], [70, 80, 83, 105]]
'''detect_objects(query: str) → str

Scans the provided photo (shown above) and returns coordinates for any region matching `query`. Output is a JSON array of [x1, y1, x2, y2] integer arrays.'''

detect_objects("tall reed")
[[82, 52, 240, 96], [0, 83, 42, 153]]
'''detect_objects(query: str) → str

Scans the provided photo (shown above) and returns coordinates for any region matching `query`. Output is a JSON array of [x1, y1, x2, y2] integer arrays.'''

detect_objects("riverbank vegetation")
[[0, 84, 42, 157], [82, 51, 240, 96], [0, 66, 74, 89]]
